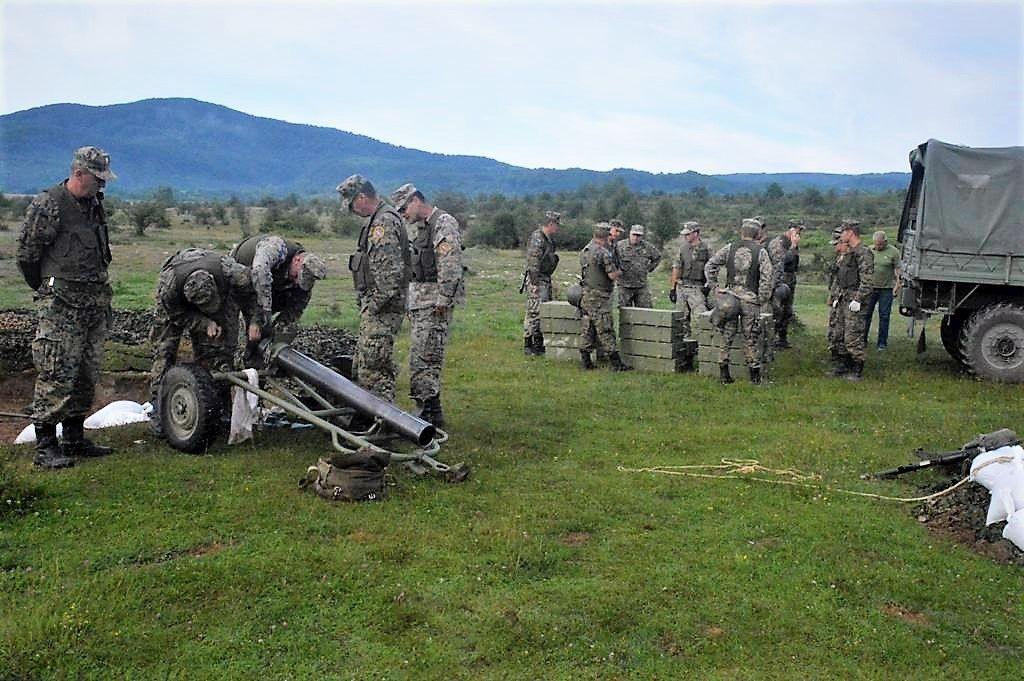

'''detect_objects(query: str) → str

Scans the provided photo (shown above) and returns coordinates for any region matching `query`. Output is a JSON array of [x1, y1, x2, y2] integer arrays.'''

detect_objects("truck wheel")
[[940, 313, 969, 366], [959, 303, 1024, 383], [160, 364, 223, 452]]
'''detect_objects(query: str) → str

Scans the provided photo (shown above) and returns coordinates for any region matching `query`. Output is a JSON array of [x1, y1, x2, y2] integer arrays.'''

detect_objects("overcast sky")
[[3, 0, 1021, 174]]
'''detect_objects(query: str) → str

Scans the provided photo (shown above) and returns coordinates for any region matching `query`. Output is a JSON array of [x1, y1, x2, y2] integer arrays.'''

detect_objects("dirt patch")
[[658, 632, 683, 656], [913, 478, 1024, 566], [703, 625, 726, 639], [881, 602, 932, 626], [562, 531, 591, 546]]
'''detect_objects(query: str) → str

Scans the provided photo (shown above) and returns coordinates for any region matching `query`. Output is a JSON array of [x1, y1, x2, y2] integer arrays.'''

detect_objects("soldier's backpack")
[[300, 447, 390, 502]]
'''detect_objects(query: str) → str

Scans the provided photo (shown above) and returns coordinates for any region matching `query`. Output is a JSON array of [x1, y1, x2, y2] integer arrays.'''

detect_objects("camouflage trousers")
[[580, 290, 617, 354], [674, 283, 707, 338], [774, 281, 796, 338], [149, 301, 239, 407], [356, 299, 405, 403], [719, 301, 764, 368], [31, 292, 111, 425], [522, 280, 551, 338], [408, 306, 452, 402], [829, 294, 867, 362], [618, 285, 652, 309]]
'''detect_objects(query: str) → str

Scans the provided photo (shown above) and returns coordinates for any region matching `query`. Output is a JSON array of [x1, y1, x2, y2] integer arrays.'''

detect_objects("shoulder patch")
[[436, 240, 453, 256], [370, 224, 387, 244]]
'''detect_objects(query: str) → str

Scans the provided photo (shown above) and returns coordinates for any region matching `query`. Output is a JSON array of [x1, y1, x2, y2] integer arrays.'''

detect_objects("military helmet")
[[566, 283, 583, 307], [710, 291, 741, 327]]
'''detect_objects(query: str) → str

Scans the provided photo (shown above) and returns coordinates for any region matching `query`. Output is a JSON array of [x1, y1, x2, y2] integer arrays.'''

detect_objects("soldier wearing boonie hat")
[[615, 223, 661, 310], [149, 249, 256, 436], [521, 210, 561, 355], [388, 182, 465, 429], [338, 174, 411, 405], [16, 146, 118, 469], [230, 233, 327, 345]]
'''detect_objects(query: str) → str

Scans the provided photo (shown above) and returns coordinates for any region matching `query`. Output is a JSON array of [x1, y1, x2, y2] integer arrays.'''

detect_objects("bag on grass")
[[299, 447, 390, 502]]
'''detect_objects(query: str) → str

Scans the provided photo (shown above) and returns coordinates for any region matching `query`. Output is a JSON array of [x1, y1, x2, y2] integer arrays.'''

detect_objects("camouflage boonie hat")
[[609, 219, 624, 230], [297, 252, 327, 291], [593, 223, 610, 238], [336, 174, 375, 211], [544, 210, 561, 225], [183, 270, 222, 315], [389, 183, 420, 211], [681, 221, 700, 236], [72, 146, 116, 181], [629, 224, 645, 236]]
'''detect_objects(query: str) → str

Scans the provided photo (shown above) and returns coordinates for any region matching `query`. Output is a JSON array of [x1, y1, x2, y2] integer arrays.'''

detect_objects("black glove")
[[702, 284, 712, 297], [668, 288, 677, 304]]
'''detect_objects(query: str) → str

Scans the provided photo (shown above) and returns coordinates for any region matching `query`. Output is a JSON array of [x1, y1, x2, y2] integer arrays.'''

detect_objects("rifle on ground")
[[861, 428, 1019, 480]]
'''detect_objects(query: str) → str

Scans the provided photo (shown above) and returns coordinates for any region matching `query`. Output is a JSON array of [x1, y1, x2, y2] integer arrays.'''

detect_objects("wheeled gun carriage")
[[157, 340, 462, 479]]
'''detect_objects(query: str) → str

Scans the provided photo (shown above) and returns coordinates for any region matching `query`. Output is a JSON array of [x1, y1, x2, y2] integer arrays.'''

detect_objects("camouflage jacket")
[[580, 241, 618, 295], [525, 228, 558, 284], [243, 235, 311, 328], [833, 244, 875, 303], [408, 207, 465, 311], [766, 235, 791, 288], [705, 241, 774, 304], [155, 249, 254, 334], [615, 240, 661, 287], [358, 201, 411, 314]]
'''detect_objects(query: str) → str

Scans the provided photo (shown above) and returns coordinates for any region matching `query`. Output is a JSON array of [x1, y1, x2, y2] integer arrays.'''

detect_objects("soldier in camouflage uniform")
[[825, 226, 847, 361], [579, 224, 631, 371], [149, 248, 255, 433], [615, 224, 662, 309], [522, 211, 560, 356], [669, 221, 709, 338], [704, 218, 774, 384], [338, 175, 411, 405], [767, 220, 803, 349], [16, 147, 117, 469], [229, 235, 326, 347], [828, 220, 874, 381], [390, 183, 465, 429]]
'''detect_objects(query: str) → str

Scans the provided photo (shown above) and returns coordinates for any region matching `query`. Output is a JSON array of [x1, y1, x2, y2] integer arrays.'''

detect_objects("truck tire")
[[959, 303, 1024, 383], [940, 313, 969, 366], [160, 364, 223, 452]]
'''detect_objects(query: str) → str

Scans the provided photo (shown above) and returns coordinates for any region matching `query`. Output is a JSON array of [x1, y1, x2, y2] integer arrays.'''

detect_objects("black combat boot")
[[845, 360, 864, 382], [533, 332, 546, 355], [61, 417, 113, 458], [749, 367, 762, 384], [580, 350, 595, 370], [830, 352, 849, 377], [774, 327, 791, 350], [719, 362, 734, 385], [422, 396, 446, 430], [609, 352, 633, 371], [524, 337, 535, 356], [33, 424, 74, 470]]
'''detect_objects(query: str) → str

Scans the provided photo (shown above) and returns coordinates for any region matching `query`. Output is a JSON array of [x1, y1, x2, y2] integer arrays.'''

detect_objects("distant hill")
[[0, 98, 910, 198]]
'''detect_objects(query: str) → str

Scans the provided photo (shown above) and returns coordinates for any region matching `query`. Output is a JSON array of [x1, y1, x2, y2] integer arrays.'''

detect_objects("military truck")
[[897, 139, 1024, 382]]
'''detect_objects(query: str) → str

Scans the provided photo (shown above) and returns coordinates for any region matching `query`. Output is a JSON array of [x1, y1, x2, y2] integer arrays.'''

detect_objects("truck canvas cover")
[[901, 139, 1024, 255]]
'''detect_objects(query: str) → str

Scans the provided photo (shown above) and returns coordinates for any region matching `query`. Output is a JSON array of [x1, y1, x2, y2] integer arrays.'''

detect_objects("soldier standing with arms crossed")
[[390, 183, 464, 429], [579, 224, 632, 372], [338, 175, 411, 405], [16, 147, 117, 469], [669, 221, 709, 339], [521, 211, 560, 356], [615, 224, 661, 309]]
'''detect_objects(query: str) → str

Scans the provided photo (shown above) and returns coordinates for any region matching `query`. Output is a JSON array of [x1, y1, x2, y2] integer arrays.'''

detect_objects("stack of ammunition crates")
[[539, 301, 581, 361], [694, 310, 775, 377]]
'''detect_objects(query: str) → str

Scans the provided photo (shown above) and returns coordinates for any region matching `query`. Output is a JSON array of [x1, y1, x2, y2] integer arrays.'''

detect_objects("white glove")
[[849, 300, 861, 312], [832, 300, 838, 308]]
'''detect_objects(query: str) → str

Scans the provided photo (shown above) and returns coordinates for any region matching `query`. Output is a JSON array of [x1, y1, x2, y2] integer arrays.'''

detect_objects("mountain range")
[[0, 98, 910, 198]]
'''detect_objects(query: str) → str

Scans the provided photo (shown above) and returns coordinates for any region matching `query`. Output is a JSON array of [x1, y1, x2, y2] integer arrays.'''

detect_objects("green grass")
[[1, 222, 1022, 679]]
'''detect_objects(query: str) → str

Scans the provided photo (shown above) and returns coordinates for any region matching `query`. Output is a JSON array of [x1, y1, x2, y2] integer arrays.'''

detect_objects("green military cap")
[[593, 223, 610, 238], [680, 221, 700, 236], [389, 183, 420, 211], [741, 218, 762, 230], [183, 270, 222, 315], [629, 224, 645, 236], [72, 146, 116, 181], [336, 174, 375, 211], [840, 219, 861, 235], [787, 219, 805, 230], [609, 219, 624, 230], [544, 210, 561, 225], [297, 252, 327, 291]]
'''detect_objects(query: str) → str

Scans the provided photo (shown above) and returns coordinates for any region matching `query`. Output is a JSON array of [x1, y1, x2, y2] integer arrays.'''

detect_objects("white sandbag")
[[83, 401, 152, 429], [970, 445, 1024, 525], [228, 368, 260, 445], [1003, 511, 1024, 551], [14, 423, 62, 445]]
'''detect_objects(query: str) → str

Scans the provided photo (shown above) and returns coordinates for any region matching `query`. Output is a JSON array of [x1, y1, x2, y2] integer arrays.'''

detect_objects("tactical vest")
[[836, 248, 863, 290], [38, 182, 111, 283], [725, 240, 764, 292], [580, 244, 614, 293], [162, 251, 228, 308], [411, 220, 438, 283], [349, 203, 412, 293], [680, 243, 709, 284], [536, 231, 559, 277], [232, 235, 302, 288]]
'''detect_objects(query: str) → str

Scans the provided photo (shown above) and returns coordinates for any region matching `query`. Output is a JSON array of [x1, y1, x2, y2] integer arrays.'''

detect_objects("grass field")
[[1, 221, 1022, 679]]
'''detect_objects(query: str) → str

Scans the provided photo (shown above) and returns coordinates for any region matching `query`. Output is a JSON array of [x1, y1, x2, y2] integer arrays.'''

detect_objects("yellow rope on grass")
[[617, 457, 982, 503]]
